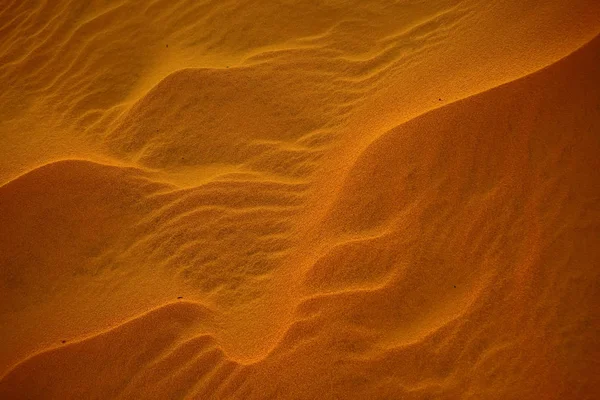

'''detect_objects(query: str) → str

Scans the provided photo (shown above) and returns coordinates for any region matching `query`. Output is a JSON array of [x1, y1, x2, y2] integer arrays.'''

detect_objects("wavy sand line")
[[1, 1, 599, 397], [5, 30, 600, 384]]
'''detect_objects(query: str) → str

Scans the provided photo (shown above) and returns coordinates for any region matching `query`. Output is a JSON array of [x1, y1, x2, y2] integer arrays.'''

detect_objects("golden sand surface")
[[1, 0, 599, 398]]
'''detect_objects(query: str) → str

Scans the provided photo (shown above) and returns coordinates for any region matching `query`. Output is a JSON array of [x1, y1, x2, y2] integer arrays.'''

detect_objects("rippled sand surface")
[[1, 1, 599, 399]]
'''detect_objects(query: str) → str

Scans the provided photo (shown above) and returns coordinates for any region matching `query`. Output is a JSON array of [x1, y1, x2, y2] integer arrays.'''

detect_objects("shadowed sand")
[[1, 0, 599, 399]]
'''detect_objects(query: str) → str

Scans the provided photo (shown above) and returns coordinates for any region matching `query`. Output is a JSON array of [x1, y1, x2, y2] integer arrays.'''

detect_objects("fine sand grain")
[[1, 0, 599, 399]]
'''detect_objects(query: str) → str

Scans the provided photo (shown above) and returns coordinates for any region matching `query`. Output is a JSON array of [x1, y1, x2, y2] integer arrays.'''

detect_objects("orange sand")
[[1, 0, 599, 399]]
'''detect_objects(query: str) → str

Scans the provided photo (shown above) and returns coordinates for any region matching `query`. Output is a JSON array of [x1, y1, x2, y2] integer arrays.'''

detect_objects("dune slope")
[[0, 0, 599, 399]]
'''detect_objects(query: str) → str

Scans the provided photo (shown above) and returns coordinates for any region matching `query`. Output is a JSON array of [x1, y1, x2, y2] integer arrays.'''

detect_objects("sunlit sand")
[[1, 1, 599, 398]]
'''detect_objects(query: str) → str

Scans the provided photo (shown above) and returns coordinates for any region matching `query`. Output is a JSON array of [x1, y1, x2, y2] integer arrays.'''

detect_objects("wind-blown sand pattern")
[[1, 0, 599, 399]]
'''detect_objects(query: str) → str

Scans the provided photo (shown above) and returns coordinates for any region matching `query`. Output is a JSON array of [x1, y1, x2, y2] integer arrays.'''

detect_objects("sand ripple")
[[1, 0, 599, 398]]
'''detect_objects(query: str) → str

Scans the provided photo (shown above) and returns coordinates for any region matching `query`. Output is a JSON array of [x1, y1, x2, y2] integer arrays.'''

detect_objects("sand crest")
[[1, 0, 599, 398]]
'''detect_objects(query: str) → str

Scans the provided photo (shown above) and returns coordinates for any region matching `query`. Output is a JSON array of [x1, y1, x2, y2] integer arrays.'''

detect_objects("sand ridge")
[[1, 0, 599, 398]]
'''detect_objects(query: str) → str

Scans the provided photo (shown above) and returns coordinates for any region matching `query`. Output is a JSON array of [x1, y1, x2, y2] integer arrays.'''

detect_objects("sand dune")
[[1, 0, 599, 399]]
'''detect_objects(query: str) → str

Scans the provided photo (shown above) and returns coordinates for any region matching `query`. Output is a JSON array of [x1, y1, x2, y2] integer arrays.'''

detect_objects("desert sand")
[[1, 0, 599, 399]]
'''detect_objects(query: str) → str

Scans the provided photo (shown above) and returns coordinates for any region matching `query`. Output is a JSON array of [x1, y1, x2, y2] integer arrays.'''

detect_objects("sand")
[[0, 0, 599, 399]]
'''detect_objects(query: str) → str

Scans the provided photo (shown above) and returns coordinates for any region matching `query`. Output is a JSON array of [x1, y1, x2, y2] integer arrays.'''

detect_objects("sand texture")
[[1, 0, 599, 399]]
